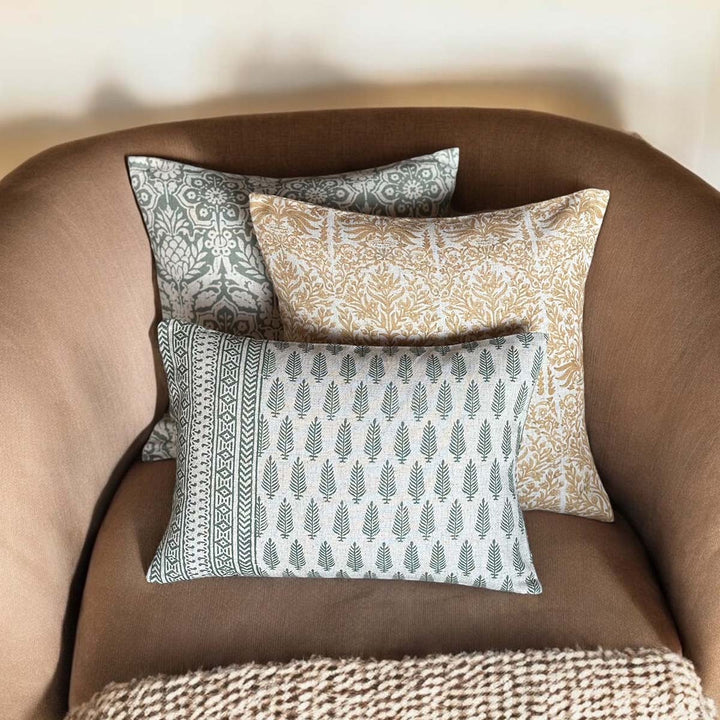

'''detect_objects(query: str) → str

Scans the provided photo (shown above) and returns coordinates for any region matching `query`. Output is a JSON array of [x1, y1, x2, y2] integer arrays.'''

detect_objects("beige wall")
[[1, 1, 719, 187]]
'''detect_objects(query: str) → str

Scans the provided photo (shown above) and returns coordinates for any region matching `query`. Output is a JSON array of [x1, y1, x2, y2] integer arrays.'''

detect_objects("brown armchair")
[[2, 108, 719, 719]]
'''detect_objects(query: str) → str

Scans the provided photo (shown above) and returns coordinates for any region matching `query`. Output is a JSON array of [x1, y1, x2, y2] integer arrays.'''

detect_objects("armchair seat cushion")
[[69, 459, 681, 708]]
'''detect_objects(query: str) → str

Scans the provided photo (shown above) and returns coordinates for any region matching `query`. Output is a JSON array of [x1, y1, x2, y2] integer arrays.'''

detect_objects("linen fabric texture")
[[149, 319, 546, 594], [249, 189, 611, 521], [128, 149, 459, 461]]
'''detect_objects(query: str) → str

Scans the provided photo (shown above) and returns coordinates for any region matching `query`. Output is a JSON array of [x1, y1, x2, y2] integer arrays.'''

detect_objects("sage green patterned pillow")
[[149, 319, 546, 594], [129, 149, 459, 462]]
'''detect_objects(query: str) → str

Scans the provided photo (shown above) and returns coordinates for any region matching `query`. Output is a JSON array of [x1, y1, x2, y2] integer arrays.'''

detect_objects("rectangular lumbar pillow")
[[249, 190, 611, 521], [128, 149, 459, 461], [149, 319, 546, 594]]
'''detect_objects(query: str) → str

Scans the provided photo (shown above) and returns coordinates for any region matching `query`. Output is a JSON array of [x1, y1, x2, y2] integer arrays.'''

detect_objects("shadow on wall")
[[0, 69, 623, 181]]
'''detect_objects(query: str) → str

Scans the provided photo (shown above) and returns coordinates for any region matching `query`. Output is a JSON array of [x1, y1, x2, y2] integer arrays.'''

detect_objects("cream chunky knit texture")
[[68, 648, 716, 720]]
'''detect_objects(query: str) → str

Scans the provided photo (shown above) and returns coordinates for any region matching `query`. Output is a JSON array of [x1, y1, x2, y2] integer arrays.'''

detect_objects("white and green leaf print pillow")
[[129, 148, 460, 462], [149, 319, 546, 595]]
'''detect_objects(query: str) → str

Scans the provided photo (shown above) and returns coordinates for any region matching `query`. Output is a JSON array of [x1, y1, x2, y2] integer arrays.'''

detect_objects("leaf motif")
[[294, 379, 310, 418], [319, 459, 336, 501], [375, 542, 393, 573], [257, 415, 270, 457], [458, 540, 475, 576], [261, 348, 276, 379], [447, 499, 464, 539], [369, 354, 385, 384], [464, 379, 480, 419], [479, 348, 495, 382], [285, 351, 302, 382], [419, 500, 435, 540], [379, 460, 397, 503], [318, 541, 335, 571], [486, 539, 503, 579], [305, 417, 323, 460], [261, 456, 279, 499], [266, 377, 285, 418], [323, 381, 340, 420], [477, 419, 492, 461], [491, 379, 506, 419], [290, 458, 307, 500], [254, 498, 268, 538], [381, 382, 400, 421], [513, 382, 529, 420], [392, 502, 410, 542], [435, 380, 453, 419], [526, 574, 542, 594], [501, 421, 512, 461], [411, 382, 428, 421], [451, 353, 467, 383], [335, 419, 352, 463], [425, 354, 442, 383], [490, 336, 506, 350], [340, 354, 357, 383], [450, 419, 466, 462], [349, 461, 366, 503], [276, 498, 293, 539], [506, 345, 520, 382], [364, 419, 382, 462], [277, 416, 294, 460], [333, 501, 350, 541], [263, 538, 279, 570], [403, 542, 420, 573], [304, 498, 320, 539], [501, 575, 514, 593], [475, 498, 490, 539], [429, 541, 446, 574], [531, 346, 545, 385], [394, 422, 410, 464], [462, 460, 478, 501], [289, 539, 306, 571], [421, 421, 437, 463], [518, 332, 534, 349], [408, 461, 425, 503], [346, 542, 364, 572], [501, 498, 515, 538], [489, 459, 502, 500], [352, 382, 369, 421], [433, 460, 450, 502], [512, 538, 526, 576], [398, 354, 413, 384], [311, 352, 328, 383], [362, 501, 380, 542]]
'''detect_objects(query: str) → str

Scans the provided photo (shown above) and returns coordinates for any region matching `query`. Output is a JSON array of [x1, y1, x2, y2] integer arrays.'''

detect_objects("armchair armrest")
[[0, 141, 161, 719], [584, 155, 720, 702]]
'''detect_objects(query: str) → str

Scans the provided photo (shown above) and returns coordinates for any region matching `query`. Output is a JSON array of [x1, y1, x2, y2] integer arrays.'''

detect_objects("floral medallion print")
[[129, 149, 459, 461], [249, 189, 612, 521], [149, 320, 545, 595]]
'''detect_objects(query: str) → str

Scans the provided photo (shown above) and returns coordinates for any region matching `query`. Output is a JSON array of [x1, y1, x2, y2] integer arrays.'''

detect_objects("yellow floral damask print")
[[249, 189, 612, 521]]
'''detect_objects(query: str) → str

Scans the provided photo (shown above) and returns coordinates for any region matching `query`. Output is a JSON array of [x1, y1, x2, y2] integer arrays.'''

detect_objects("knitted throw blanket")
[[68, 648, 716, 720]]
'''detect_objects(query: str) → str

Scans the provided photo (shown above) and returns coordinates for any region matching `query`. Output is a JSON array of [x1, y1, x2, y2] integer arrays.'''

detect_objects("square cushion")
[[129, 149, 459, 462], [69, 459, 680, 708], [249, 190, 611, 520]]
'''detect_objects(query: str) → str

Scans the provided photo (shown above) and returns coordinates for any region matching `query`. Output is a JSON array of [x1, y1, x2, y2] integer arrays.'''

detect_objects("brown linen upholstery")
[[1, 108, 720, 719], [68, 459, 680, 707]]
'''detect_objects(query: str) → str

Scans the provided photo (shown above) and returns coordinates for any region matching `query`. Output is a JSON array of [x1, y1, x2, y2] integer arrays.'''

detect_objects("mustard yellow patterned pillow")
[[249, 190, 611, 521]]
